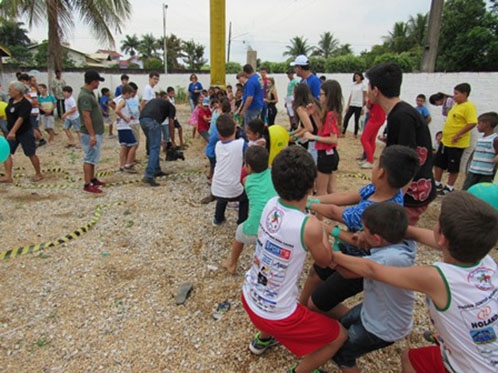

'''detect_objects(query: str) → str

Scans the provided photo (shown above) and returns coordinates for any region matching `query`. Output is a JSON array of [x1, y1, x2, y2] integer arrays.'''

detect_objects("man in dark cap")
[[77, 70, 106, 194]]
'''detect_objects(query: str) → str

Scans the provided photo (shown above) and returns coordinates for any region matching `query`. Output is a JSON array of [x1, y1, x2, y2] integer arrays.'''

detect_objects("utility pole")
[[227, 21, 232, 62], [421, 0, 444, 72], [163, 3, 168, 75]]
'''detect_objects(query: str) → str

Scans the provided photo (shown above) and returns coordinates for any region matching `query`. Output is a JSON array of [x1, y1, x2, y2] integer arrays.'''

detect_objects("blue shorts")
[[8, 129, 36, 157], [333, 304, 393, 368], [64, 117, 81, 131], [118, 129, 137, 147], [30, 115, 39, 129], [81, 133, 103, 165]]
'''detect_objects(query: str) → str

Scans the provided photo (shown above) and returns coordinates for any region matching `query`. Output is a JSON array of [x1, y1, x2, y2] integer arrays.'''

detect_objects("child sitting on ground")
[[299, 145, 420, 319], [330, 202, 416, 372], [462, 112, 498, 190], [242, 146, 347, 373], [211, 114, 248, 226], [224, 146, 277, 274], [61, 86, 81, 148], [331, 191, 498, 372]]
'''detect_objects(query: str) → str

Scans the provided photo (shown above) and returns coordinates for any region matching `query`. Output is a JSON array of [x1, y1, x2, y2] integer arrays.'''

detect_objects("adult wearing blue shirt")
[[188, 74, 203, 112], [239, 64, 264, 126], [291, 55, 321, 99], [114, 74, 129, 97]]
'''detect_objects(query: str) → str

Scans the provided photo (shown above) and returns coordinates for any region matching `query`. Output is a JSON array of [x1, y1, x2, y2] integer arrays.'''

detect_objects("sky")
[[26, 0, 433, 64]]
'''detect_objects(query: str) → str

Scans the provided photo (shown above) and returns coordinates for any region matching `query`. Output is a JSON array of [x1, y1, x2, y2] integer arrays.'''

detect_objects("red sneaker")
[[92, 179, 106, 187], [83, 184, 103, 194]]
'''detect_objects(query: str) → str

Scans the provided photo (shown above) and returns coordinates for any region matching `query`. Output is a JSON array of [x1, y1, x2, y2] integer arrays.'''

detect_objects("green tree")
[[225, 61, 242, 74], [437, 0, 498, 71], [0, 0, 132, 73], [383, 22, 412, 53], [312, 31, 339, 58], [181, 40, 207, 70], [120, 34, 140, 57], [139, 33, 159, 59], [407, 13, 428, 48], [158, 33, 183, 71], [33, 40, 75, 68], [283, 36, 314, 58], [333, 43, 353, 57], [0, 20, 32, 63]]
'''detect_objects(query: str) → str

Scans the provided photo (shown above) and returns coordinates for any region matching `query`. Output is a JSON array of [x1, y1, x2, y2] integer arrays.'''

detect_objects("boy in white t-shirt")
[[61, 86, 81, 148], [114, 85, 138, 173], [211, 114, 248, 226]]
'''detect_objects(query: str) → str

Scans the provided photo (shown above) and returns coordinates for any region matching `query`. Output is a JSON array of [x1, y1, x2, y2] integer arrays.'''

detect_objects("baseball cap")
[[202, 97, 210, 106], [84, 70, 105, 82], [290, 55, 309, 66]]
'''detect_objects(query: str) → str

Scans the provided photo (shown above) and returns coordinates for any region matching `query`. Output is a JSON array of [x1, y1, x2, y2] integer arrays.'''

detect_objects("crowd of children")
[[1, 64, 498, 372]]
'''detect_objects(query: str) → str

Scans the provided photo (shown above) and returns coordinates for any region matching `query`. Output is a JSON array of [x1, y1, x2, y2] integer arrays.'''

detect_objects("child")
[[434, 83, 478, 195], [331, 191, 498, 372], [359, 100, 386, 170], [38, 83, 57, 143], [414, 94, 432, 125], [188, 96, 202, 139], [223, 146, 277, 274], [0, 99, 8, 136], [99, 88, 113, 137], [462, 112, 498, 190], [211, 114, 248, 226], [330, 202, 416, 372], [167, 86, 184, 148], [433, 130, 443, 155], [127, 82, 141, 163], [242, 146, 347, 373], [299, 145, 420, 318], [246, 118, 267, 147], [114, 85, 138, 173], [61, 86, 81, 148], [197, 97, 212, 143]]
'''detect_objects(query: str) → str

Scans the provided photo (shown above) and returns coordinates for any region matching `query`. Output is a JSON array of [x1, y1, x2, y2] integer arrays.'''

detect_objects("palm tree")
[[283, 36, 313, 58], [138, 33, 159, 59], [334, 43, 353, 56], [312, 31, 339, 58], [0, 0, 132, 72], [121, 34, 140, 57], [157, 33, 183, 71], [383, 22, 411, 53], [181, 40, 207, 70], [407, 13, 428, 48]]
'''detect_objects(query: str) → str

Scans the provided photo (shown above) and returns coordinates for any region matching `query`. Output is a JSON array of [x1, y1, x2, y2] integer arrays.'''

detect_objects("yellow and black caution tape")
[[0, 201, 126, 260], [14, 182, 79, 189]]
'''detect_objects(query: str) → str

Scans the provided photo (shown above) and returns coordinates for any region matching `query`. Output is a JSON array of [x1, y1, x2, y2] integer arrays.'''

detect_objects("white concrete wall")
[[2, 71, 497, 136]]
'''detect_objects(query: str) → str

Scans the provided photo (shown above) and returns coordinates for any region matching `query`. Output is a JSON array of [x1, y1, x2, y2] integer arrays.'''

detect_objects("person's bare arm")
[[115, 100, 129, 122], [313, 190, 361, 205], [295, 106, 313, 132], [304, 215, 332, 268], [311, 203, 344, 222], [405, 226, 441, 251], [240, 96, 253, 116], [7, 117, 24, 140], [332, 251, 448, 309], [168, 117, 175, 146]]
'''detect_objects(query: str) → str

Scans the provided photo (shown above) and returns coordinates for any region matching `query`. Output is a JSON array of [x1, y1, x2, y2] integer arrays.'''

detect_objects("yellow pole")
[[210, 0, 226, 88]]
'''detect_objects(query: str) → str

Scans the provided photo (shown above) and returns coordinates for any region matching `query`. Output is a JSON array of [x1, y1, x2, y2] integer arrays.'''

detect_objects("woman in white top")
[[343, 72, 367, 138]]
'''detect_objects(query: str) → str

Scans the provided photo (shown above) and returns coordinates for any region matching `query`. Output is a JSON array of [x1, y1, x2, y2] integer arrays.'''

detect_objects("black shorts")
[[317, 149, 339, 174], [174, 119, 182, 129], [311, 263, 364, 312], [9, 129, 36, 157], [434, 144, 464, 173]]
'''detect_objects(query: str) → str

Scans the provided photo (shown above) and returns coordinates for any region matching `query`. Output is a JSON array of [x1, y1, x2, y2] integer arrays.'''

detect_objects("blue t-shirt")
[[243, 74, 264, 111], [302, 74, 321, 99], [115, 85, 123, 97], [342, 183, 404, 233], [415, 105, 430, 119], [188, 82, 203, 103], [100, 96, 109, 116], [205, 119, 219, 159]]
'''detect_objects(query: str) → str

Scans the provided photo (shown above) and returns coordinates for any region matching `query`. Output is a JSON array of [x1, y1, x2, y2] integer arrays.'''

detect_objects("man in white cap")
[[290, 55, 321, 99]]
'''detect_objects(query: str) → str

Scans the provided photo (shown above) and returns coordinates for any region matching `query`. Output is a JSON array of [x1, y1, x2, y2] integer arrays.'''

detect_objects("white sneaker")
[[360, 161, 374, 169]]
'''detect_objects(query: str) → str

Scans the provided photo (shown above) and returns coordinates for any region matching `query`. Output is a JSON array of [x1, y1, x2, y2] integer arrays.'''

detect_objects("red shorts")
[[408, 346, 448, 373], [242, 293, 341, 357]]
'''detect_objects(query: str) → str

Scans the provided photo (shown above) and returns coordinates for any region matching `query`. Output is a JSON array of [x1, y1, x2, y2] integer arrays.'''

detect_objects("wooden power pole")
[[421, 0, 444, 72]]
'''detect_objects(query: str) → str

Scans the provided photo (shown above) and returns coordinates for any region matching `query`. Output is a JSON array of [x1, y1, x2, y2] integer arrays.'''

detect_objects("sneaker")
[[249, 331, 278, 355], [286, 366, 326, 373], [423, 330, 440, 345], [438, 185, 453, 196], [360, 161, 374, 169], [37, 139, 47, 147], [123, 165, 137, 174], [142, 177, 160, 187], [83, 184, 103, 194], [212, 218, 226, 226], [436, 183, 443, 193], [154, 170, 170, 177], [92, 178, 106, 187], [200, 195, 216, 204]]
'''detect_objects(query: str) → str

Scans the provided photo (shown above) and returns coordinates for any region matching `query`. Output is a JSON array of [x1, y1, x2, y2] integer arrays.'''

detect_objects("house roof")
[[0, 44, 11, 57], [96, 49, 122, 59]]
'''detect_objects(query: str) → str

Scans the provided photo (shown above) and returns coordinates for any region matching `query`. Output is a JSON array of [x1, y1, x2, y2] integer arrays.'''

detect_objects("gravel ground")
[[0, 105, 485, 372]]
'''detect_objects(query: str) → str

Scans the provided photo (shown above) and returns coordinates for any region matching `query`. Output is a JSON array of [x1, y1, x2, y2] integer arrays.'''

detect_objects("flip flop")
[[31, 175, 43, 182], [175, 282, 193, 305], [212, 300, 231, 320]]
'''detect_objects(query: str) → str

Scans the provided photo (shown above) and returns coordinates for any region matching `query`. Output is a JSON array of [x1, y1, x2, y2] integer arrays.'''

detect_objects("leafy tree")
[[407, 13, 428, 48], [226, 61, 242, 74], [325, 55, 367, 73], [313, 31, 339, 58], [0, 20, 32, 63], [333, 43, 353, 57], [0, 0, 132, 73], [283, 36, 314, 58], [121, 34, 140, 57], [139, 33, 159, 59], [383, 22, 412, 53], [158, 33, 183, 71], [181, 40, 207, 70], [437, 0, 498, 71]]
